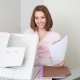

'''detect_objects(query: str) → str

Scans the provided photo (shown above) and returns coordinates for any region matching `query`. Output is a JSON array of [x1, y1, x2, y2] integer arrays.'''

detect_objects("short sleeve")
[[53, 32, 61, 43], [24, 28, 31, 34], [45, 30, 61, 44]]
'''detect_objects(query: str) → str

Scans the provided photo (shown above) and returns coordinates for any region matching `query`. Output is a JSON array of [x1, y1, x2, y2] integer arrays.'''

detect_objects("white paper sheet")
[[49, 35, 68, 66]]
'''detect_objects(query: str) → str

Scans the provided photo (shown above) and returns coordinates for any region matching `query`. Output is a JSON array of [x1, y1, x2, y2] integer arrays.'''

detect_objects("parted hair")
[[30, 5, 53, 31]]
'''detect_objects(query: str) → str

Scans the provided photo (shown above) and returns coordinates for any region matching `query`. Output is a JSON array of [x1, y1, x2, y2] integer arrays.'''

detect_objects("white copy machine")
[[0, 32, 39, 80]]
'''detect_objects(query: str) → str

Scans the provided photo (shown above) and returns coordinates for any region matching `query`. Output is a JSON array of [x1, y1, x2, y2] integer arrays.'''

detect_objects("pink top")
[[24, 28, 61, 66]]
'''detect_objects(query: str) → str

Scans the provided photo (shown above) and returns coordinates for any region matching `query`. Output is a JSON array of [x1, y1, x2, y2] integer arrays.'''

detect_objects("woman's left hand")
[[58, 60, 65, 67]]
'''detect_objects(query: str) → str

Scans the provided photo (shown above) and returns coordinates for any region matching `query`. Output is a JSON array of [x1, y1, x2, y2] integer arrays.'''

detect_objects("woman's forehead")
[[35, 11, 45, 16]]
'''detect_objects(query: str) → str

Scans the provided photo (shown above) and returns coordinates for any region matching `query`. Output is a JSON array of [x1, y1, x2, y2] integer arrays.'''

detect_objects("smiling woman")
[[25, 11, 66, 80], [24, 5, 65, 68]]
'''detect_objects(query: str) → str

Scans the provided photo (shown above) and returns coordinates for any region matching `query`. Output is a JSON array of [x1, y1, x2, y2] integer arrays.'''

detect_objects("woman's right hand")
[[58, 60, 65, 67]]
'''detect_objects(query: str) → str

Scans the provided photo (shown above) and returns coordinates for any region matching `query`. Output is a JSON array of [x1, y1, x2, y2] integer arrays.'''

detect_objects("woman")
[[24, 5, 65, 67]]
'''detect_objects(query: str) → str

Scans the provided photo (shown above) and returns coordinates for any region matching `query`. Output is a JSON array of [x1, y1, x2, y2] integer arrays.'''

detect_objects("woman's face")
[[35, 11, 46, 29]]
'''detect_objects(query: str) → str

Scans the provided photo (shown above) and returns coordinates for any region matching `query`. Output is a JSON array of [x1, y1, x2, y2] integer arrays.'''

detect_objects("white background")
[[0, 0, 21, 33]]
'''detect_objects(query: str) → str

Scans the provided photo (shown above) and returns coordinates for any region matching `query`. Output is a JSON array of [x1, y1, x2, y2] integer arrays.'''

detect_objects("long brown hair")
[[30, 5, 53, 31]]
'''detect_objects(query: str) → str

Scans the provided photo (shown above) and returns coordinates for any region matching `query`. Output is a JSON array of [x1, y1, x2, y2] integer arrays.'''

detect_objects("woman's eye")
[[35, 17, 38, 19], [42, 16, 45, 18], [35, 16, 45, 19]]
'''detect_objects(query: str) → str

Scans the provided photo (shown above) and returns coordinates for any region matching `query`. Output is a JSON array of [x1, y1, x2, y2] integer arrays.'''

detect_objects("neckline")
[[38, 31, 49, 43]]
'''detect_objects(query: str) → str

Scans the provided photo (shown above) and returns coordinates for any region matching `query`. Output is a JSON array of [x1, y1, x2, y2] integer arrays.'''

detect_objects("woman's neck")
[[37, 28, 47, 42], [38, 28, 46, 33]]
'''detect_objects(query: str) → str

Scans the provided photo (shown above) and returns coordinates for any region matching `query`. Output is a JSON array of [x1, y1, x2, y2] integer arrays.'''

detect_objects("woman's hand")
[[8, 32, 12, 34], [58, 60, 65, 67]]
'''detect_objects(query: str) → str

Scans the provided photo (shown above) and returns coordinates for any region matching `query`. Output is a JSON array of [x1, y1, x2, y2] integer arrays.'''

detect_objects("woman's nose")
[[38, 18, 42, 22]]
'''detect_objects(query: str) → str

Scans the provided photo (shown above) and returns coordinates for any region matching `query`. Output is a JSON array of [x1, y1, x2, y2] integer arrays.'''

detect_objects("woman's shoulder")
[[24, 28, 34, 34], [47, 29, 61, 41], [49, 29, 61, 37]]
